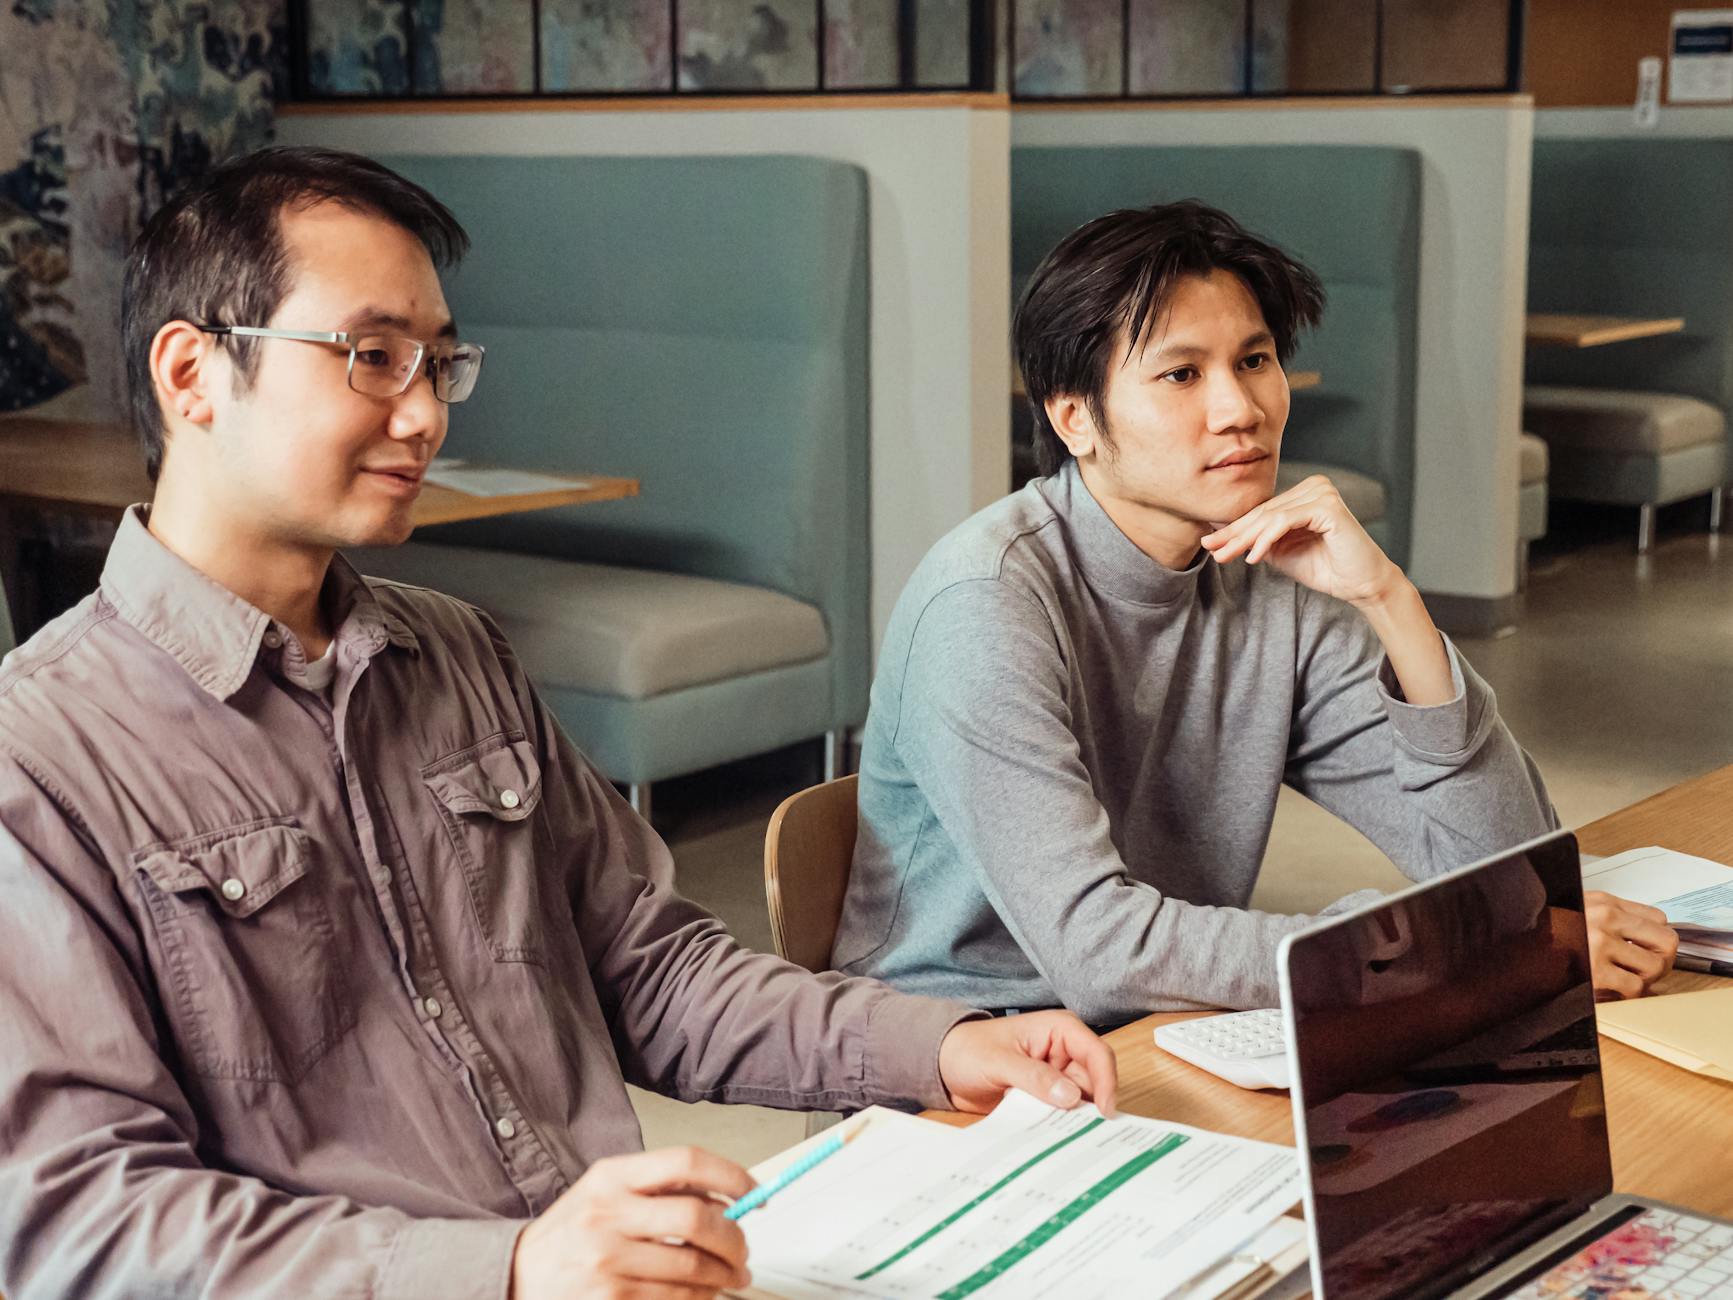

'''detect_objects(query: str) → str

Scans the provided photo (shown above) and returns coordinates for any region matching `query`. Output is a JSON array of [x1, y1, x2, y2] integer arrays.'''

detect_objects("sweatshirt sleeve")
[[885, 579, 1341, 1021], [1284, 587, 1559, 876]]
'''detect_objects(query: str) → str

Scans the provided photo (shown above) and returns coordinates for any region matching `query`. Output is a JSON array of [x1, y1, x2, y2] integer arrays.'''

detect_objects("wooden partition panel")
[[1526, 0, 1680, 108]]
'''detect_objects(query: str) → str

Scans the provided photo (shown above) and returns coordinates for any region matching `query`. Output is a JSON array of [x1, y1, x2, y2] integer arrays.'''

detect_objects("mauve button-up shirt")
[[0, 508, 969, 1300]]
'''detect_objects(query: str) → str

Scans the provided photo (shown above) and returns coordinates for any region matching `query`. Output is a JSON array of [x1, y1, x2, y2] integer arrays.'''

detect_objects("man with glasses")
[[0, 146, 1114, 1299]]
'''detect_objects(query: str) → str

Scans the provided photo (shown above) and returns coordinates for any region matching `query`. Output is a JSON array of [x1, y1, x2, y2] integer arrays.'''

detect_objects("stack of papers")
[[1582, 845, 1733, 963], [424, 457, 592, 497], [734, 1090, 1305, 1300]]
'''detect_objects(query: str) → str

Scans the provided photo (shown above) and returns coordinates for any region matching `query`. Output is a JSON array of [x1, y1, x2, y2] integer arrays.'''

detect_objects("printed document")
[[1582, 846, 1733, 959], [737, 1090, 1301, 1300]]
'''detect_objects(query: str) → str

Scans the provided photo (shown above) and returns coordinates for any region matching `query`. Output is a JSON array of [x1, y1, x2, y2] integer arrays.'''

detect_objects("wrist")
[[1346, 564, 1414, 615]]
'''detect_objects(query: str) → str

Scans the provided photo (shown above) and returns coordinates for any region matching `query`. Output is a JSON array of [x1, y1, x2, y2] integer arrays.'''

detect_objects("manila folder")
[[1596, 987, 1733, 1083]]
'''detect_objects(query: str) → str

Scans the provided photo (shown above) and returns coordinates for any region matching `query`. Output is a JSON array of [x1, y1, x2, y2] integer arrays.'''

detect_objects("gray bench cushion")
[[350, 545, 829, 701], [1522, 387, 1727, 456], [1519, 432, 1549, 485], [1277, 460, 1388, 524]]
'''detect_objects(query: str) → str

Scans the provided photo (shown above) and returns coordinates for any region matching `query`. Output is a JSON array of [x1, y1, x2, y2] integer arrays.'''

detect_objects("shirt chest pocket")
[[422, 734, 549, 964], [132, 818, 357, 1084]]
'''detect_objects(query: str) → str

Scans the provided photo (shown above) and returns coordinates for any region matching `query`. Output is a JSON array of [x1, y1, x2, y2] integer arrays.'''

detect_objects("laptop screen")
[[1282, 833, 1611, 1300]]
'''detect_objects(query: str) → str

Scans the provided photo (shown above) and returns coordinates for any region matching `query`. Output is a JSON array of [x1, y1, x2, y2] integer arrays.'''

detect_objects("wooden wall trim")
[[1016, 93, 1532, 112], [279, 92, 1011, 116]]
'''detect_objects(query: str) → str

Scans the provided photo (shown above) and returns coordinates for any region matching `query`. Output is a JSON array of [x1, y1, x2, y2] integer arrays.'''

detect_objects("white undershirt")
[[301, 641, 339, 696]]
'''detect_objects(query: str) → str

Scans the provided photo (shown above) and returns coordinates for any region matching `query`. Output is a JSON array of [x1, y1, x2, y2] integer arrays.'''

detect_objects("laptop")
[[1276, 829, 1733, 1300]]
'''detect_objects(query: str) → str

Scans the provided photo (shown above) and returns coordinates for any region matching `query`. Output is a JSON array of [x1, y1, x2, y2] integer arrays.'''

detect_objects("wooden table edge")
[[1524, 315, 1686, 349], [410, 476, 639, 526]]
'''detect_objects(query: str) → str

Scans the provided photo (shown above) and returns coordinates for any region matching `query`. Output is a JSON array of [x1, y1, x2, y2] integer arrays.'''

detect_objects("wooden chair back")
[[764, 775, 859, 972]]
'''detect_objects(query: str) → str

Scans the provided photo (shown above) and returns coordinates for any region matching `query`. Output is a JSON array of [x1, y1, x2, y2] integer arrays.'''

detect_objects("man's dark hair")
[[122, 145, 470, 481], [1013, 199, 1325, 477]]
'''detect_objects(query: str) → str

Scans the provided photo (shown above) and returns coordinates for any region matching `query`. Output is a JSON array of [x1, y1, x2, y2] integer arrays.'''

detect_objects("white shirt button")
[[262, 630, 283, 650], [220, 877, 246, 901], [423, 997, 443, 1020], [495, 1116, 517, 1140], [499, 789, 521, 810]]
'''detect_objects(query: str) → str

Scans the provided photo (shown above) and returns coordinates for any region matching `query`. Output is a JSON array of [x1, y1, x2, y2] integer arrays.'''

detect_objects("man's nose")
[[1206, 371, 1263, 433], [388, 365, 445, 443]]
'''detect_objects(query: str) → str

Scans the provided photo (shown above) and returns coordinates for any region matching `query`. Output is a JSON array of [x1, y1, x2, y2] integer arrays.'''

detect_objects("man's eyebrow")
[[1141, 329, 1276, 365], [340, 306, 458, 339]]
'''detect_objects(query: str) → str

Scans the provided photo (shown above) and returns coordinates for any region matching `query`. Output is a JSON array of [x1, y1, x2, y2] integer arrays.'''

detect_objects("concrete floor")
[[640, 515, 1733, 1168]]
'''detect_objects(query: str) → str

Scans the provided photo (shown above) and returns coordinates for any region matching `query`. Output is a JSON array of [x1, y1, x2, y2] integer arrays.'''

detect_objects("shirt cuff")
[[377, 1216, 525, 1300], [1375, 632, 1480, 759], [863, 991, 987, 1111]]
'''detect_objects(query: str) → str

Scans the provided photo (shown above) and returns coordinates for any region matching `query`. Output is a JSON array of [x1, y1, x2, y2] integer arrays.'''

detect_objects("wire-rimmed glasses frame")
[[196, 325, 486, 403]]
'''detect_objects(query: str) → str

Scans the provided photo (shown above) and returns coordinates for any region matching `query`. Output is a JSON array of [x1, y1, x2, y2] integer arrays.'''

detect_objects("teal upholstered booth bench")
[[1012, 144, 1421, 567], [1527, 138, 1733, 552], [349, 154, 870, 818]]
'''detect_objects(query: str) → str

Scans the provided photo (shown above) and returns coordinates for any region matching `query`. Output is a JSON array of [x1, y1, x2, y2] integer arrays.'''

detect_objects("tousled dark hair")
[[122, 145, 470, 481], [1014, 199, 1325, 477]]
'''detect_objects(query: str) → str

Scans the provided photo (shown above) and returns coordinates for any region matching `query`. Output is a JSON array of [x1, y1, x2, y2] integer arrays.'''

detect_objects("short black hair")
[[1014, 199, 1325, 477], [121, 145, 469, 481]]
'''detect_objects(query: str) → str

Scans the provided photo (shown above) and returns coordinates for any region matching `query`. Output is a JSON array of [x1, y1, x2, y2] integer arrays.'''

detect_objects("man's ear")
[[1045, 393, 1102, 461], [150, 321, 217, 429]]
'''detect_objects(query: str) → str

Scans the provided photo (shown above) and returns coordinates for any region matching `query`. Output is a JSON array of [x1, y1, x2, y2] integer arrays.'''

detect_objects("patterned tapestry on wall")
[[0, 0, 286, 417]]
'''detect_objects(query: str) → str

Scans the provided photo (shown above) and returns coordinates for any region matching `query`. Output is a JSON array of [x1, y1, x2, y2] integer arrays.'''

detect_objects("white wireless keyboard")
[[1154, 1009, 1290, 1090]]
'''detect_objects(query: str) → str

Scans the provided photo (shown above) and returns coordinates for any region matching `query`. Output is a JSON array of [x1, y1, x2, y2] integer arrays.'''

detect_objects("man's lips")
[[1207, 449, 1269, 470], [363, 465, 426, 484]]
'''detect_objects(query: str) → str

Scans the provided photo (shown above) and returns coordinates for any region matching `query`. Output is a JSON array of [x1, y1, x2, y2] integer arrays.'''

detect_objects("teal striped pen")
[[724, 1120, 864, 1221]]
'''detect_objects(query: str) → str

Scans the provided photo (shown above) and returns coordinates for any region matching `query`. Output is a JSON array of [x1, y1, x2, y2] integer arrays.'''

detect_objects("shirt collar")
[[100, 506, 419, 702], [1039, 461, 1211, 606]]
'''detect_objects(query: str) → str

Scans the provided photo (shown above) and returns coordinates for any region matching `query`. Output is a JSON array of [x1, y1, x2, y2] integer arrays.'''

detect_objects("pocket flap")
[[422, 736, 544, 822], [133, 818, 312, 919]]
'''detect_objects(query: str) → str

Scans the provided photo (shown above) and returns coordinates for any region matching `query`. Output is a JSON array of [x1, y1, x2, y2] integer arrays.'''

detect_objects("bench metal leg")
[[1637, 504, 1656, 554], [1712, 488, 1726, 533], [822, 729, 851, 783], [628, 782, 651, 824]]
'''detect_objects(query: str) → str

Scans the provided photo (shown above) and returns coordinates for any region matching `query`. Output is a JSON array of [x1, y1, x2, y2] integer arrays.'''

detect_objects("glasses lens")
[[349, 336, 423, 397], [436, 343, 485, 404]]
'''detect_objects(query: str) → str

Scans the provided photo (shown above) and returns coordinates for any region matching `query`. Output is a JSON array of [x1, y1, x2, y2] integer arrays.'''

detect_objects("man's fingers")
[[1244, 515, 1295, 565], [1595, 963, 1647, 1001], [1073, 1034, 1118, 1118], [620, 1195, 749, 1275], [1621, 915, 1680, 959], [1022, 1014, 1118, 1117], [608, 1239, 748, 1294], [607, 1147, 757, 1202], [1609, 940, 1668, 984]]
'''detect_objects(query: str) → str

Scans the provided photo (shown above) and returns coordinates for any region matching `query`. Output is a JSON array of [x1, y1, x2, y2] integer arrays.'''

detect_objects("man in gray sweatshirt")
[[832, 201, 1677, 1026]]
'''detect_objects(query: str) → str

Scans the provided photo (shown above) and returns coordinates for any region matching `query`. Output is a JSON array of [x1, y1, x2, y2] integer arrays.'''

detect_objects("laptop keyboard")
[[1505, 1207, 1733, 1298]]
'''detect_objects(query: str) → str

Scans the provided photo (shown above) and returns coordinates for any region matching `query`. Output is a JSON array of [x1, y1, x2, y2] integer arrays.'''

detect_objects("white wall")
[[276, 100, 1011, 653], [1015, 98, 1536, 606]]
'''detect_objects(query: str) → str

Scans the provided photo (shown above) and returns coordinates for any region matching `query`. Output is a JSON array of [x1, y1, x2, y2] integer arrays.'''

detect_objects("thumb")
[[1009, 1055, 1084, 1109]]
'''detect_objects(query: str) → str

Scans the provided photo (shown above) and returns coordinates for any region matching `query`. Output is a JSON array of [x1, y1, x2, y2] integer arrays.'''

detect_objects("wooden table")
[[927, 765, 1733, 1221], [0, 417, 638, 638], [1525, 313, 1685, 348], [0, 417, 639, 526]]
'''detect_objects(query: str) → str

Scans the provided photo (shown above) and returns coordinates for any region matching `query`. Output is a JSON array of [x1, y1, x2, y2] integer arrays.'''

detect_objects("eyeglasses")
[[196, 325, 486, 404]]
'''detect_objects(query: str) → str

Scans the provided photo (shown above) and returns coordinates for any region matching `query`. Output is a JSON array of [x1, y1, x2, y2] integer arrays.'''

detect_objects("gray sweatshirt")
[[832, 464, 1557, 1023]]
